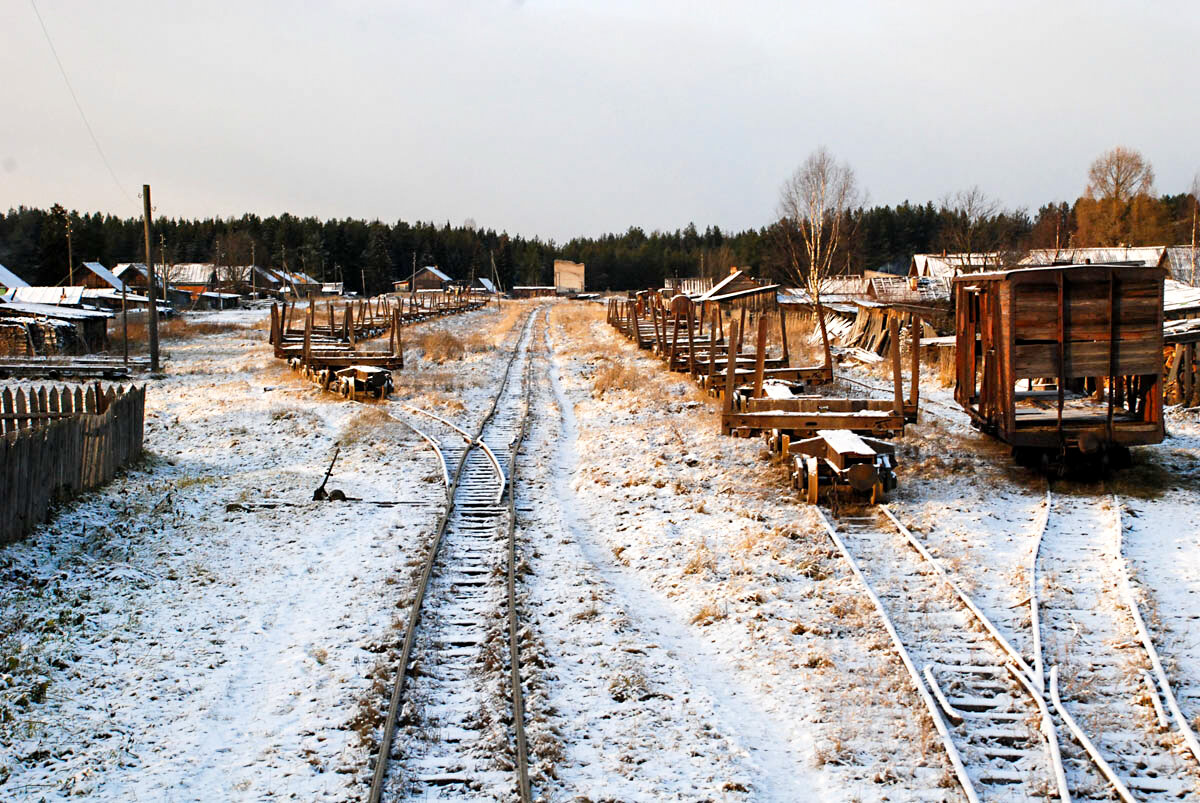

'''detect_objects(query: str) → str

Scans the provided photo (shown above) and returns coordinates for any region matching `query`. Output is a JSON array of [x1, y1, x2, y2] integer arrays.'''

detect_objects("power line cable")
[[29, 0, 138, 208]]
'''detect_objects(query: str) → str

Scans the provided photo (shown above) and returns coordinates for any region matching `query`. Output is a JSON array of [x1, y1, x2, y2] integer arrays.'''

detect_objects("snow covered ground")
[[1, 299, 1198, 801]]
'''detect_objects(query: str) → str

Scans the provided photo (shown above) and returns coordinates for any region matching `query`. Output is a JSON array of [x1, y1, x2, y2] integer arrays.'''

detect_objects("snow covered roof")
[[1163, 247, 1199, 284], [910, 253, 1002, 279], [0, 262, 30, 288], [3, 286, 85, 305], [475, 277, 497, 293], [82, 261, 125, 290], [869, 275, 952, 304], [422, 265, 451, 282], [0, 299, 112, 320], [166, 263, 218, 285], [1164, 279, 1200, 316], [114, 262, 147, 279], [1021, 246, 1166, 268], [698, 269, 764, 301], [82, 288, 150, 303]]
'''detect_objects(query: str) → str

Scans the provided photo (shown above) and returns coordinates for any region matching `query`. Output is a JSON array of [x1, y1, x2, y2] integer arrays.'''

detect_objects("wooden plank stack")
[[0, 383, 145, 544]]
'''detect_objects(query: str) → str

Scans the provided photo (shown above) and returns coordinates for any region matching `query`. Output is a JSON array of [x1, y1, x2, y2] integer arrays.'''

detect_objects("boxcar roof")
[[952, 263, 1166, 284]]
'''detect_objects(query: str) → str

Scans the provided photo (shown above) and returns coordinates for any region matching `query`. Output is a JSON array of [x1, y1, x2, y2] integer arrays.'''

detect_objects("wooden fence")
[[1, 383, 145, 544]]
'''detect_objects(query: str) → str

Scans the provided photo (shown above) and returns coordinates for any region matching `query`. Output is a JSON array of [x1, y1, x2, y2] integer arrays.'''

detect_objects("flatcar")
[[953, 264, 1164, 471]]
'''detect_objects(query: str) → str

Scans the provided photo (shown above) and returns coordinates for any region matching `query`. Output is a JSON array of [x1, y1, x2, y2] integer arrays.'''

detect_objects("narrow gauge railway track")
[[816, 506, 1069, 802], [1034, 489, 1200, 800], [368, 311, 539, 802]]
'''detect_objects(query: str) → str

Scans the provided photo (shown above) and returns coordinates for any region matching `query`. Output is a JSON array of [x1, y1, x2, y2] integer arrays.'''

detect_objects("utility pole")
[[65, 216, 74, 285], [143, 184, 160, 373], [251, 243, 257, 297], [361, 266, 368, 298], [159, 233, 167, 291]]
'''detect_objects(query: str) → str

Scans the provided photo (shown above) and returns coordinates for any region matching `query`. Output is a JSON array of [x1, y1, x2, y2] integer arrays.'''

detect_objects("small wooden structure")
[[954, 264, 1164, 466]]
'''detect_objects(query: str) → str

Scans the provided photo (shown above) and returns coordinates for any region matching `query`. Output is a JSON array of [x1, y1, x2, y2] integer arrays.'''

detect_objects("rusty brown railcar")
[[954, 264, 1164, 469]]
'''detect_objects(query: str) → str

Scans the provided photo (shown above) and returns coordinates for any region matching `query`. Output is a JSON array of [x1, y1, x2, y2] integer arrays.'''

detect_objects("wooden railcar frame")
[[953, 264, 1165, 458]]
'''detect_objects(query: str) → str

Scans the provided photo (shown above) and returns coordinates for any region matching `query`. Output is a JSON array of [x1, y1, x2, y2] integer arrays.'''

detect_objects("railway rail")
[[366, 310, 538, 802], [816, 506, 1068, 802], [820, 484, 1200, 801], [1034, 489, 1200, 800]]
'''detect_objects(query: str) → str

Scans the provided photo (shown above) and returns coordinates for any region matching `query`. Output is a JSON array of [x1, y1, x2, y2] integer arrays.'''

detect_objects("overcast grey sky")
[[2, 0, 1197, 241]]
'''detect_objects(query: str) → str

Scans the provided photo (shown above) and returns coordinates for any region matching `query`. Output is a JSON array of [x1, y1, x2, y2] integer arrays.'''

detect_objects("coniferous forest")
[[2, 190, 1196, 293]]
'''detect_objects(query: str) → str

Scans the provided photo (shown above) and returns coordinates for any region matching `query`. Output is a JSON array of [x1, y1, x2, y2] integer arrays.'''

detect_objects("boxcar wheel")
[[805, 456, 820, 505]]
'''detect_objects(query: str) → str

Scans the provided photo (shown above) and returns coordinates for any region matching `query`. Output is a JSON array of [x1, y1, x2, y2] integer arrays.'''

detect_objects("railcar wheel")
[[805, 456, 820, 505]]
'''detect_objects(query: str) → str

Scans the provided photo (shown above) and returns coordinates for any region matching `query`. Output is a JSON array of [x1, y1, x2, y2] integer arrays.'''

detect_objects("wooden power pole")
[[65, 216, 74, 286], [143, 184, 160, 372]]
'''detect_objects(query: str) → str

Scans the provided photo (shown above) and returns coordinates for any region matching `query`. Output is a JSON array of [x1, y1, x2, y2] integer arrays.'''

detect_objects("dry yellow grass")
[[417, 330, 466, 363], [338, 406, 393, 445], [591, 362, 647, 397], [109, 317, 247, 350]]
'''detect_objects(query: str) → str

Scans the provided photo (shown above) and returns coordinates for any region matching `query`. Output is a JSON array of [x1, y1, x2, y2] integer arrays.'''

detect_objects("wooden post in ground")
[[686, 305, 696, 376], [753, 313, 767, 399], [910, 314, 921, 412], [303, 305, 312, 369], [889, 312, 904, 417], [779, 306, 790, 366], [142, 184, 160, 373], [1185, 343, 1196, 406], [724, 319, 740, 432], [737, 304, 747, 355], [121, 281, 128, 367], [667, 312, 680, 370]]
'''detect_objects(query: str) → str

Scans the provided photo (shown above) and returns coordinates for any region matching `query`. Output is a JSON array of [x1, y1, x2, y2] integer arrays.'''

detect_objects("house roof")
[[3, 286, 86, 306], [82, 261, 125, 290], [475, 277, 497, 293], [1165, 278, 1200, 316], [0, 299, 112, 320], [869, 275, 951, 304], [167, 263, 218, 285], [82, 288, 151, 303], [113, 262, 148, 279], [0, 263, 30, 288], [1021, 246, 1166, 268], [1163, 247, 1200, 284], [910, 253, 1003, 279], [422, 266, 451, 282], [698, 269, 762, 300]]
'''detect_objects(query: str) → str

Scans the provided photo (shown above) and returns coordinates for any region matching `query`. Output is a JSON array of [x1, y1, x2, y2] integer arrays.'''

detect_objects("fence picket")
[[1, 383, 146, 544]]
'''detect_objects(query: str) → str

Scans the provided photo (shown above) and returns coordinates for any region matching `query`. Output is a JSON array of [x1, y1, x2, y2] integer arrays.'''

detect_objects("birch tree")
[[777, 146, 862, 363]]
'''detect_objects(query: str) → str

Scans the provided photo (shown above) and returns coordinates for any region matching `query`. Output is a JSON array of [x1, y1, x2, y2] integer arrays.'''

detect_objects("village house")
[[393, 266, 453, 293]]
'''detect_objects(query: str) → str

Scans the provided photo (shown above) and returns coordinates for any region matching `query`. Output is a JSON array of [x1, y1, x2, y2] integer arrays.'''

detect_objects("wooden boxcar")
[[954, 264, 1164, 468]]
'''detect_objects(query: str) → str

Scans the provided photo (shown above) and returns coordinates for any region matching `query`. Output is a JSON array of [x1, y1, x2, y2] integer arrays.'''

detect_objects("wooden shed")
[[954, 264, 1164, 465]]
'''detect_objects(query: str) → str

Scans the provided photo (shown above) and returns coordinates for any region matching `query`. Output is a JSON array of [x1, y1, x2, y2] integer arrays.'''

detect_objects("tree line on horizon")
[[1, 147, 1195, 294]]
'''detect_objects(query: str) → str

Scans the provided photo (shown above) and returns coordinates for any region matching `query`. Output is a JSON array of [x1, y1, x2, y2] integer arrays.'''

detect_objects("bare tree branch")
[[776, 146, 862, 302]]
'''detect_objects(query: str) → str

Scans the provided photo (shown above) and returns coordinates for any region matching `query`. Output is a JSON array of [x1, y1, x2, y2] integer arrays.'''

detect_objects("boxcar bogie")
[[954, 264, 1164, 473]]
